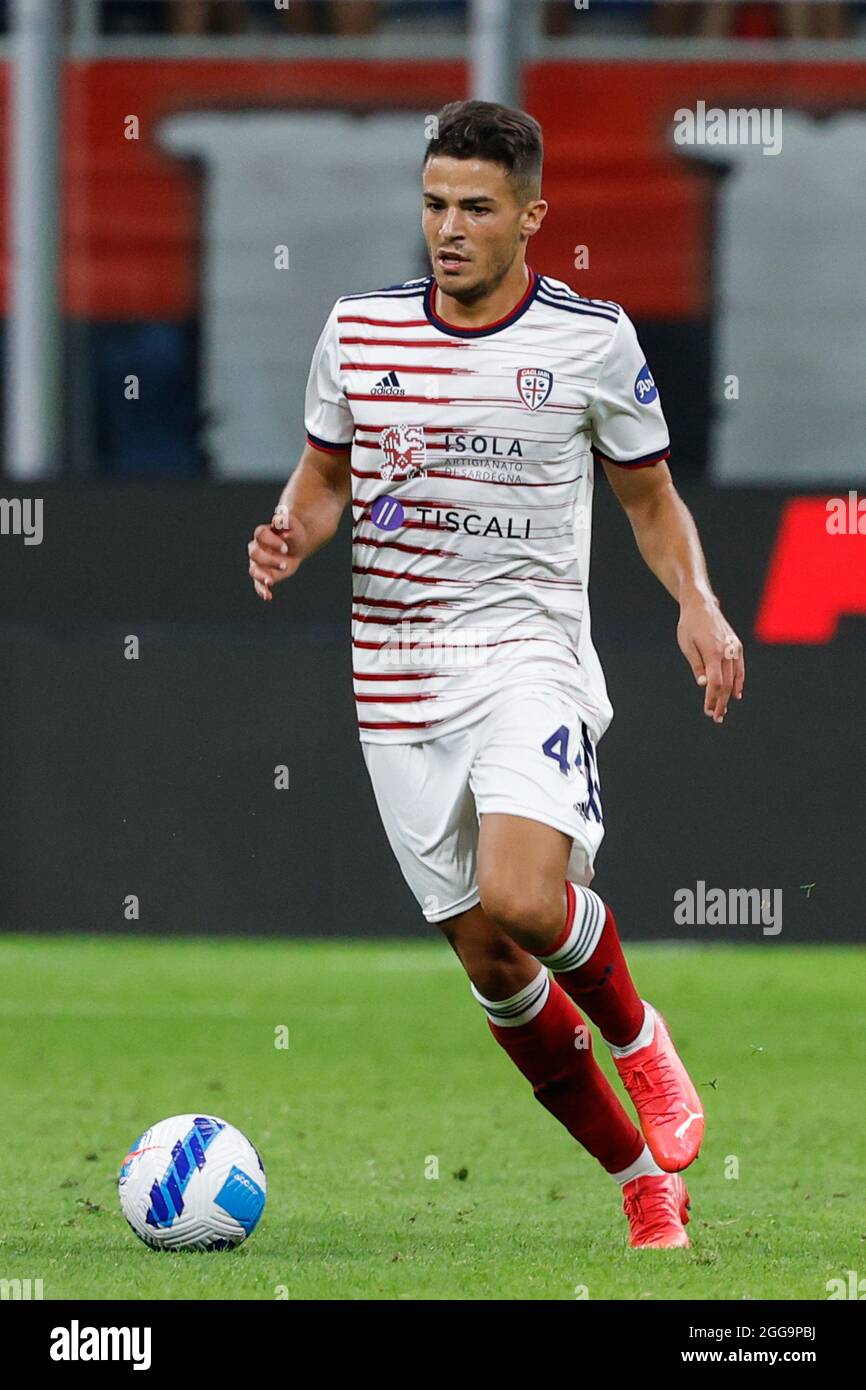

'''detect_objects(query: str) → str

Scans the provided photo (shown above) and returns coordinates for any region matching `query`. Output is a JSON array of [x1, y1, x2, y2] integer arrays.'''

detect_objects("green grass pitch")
[[1, 935, 862, 1301]]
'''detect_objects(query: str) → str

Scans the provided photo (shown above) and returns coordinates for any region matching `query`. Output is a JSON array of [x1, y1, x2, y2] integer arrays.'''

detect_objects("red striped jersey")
[[304, 268, 670, 743]]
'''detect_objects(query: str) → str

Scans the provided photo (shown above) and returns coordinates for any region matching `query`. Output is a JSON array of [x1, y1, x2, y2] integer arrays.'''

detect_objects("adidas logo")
[[371, 370, 405, 397]]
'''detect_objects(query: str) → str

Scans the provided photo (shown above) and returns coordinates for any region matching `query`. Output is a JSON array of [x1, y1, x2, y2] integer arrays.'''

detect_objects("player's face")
[[422, 156, 544, 304]]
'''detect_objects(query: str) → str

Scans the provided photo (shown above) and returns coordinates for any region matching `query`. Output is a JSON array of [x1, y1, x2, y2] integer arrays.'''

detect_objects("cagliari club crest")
[[379, 424, 427, 481], [517, 367, 553, 411]]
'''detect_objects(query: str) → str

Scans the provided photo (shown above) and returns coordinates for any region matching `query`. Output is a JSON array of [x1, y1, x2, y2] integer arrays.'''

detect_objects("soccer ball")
[[118, 1114, 266, 1251]]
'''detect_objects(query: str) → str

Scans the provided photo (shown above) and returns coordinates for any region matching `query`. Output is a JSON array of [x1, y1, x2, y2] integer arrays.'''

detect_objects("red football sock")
[[541, 883, 645, 1048], [486, 978, 644, 1174]]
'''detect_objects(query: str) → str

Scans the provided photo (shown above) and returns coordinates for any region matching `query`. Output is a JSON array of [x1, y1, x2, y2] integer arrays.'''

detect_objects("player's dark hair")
[[424, 100, 543, 202]]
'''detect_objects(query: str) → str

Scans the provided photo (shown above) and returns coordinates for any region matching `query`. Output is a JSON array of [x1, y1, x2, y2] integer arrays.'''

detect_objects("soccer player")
[[248, 100, 745, 1248]]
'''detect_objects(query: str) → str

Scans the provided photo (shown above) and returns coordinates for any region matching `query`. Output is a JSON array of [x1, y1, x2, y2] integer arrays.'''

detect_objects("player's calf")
[[480, 874, 705, 1171], [470, 964, 660, 1179], [537, 884, 704, 1170], [454, 924, 696, 1244]]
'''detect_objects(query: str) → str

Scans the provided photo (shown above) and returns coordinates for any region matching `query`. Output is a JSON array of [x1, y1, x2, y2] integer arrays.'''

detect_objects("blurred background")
[[0, 0, 863, 941]]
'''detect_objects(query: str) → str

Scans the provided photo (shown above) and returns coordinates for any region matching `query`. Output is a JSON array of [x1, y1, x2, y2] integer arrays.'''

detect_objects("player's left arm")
[[601, 456, 745, 724], [589, 307, 743, 724]]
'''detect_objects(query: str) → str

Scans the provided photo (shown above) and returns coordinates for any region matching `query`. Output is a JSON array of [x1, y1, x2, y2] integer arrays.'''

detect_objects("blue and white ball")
[[118, 1114, 266, 1251]]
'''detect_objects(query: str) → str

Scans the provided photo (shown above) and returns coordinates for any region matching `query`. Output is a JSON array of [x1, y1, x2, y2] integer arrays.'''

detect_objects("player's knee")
[[477, 879, 563, 951]]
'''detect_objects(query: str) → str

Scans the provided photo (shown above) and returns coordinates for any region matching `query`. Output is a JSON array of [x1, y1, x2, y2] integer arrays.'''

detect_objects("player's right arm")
[[247, 441, 351, 601], [248, 300, 354, 601]]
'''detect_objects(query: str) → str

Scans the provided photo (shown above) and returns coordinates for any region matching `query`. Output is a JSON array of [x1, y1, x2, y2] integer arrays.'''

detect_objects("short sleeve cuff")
[[307, 430, 352, 454], [592, 444, 670, 470]]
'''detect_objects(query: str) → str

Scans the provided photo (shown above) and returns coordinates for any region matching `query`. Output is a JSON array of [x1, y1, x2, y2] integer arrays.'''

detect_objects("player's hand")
[[247, 509, 308, 601], [677, 595, 744, 724]]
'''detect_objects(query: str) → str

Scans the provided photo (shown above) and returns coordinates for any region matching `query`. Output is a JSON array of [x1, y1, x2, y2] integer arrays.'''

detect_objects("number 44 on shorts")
[[541, 722, 603, 824]]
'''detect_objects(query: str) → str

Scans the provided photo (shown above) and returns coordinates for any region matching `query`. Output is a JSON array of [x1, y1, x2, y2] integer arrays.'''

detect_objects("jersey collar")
[[423, 266, 540, 338]]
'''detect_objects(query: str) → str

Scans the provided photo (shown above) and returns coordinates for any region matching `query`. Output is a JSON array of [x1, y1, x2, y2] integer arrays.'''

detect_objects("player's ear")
[[522, 199, 548, 238]]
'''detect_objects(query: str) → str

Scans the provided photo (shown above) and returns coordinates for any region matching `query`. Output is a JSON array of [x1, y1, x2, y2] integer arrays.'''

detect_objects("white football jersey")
[[304, 268, 670, 743]]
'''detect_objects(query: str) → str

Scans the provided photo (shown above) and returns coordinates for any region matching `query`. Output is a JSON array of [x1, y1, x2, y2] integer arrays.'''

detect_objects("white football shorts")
[[360, 684, 606, 924]]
